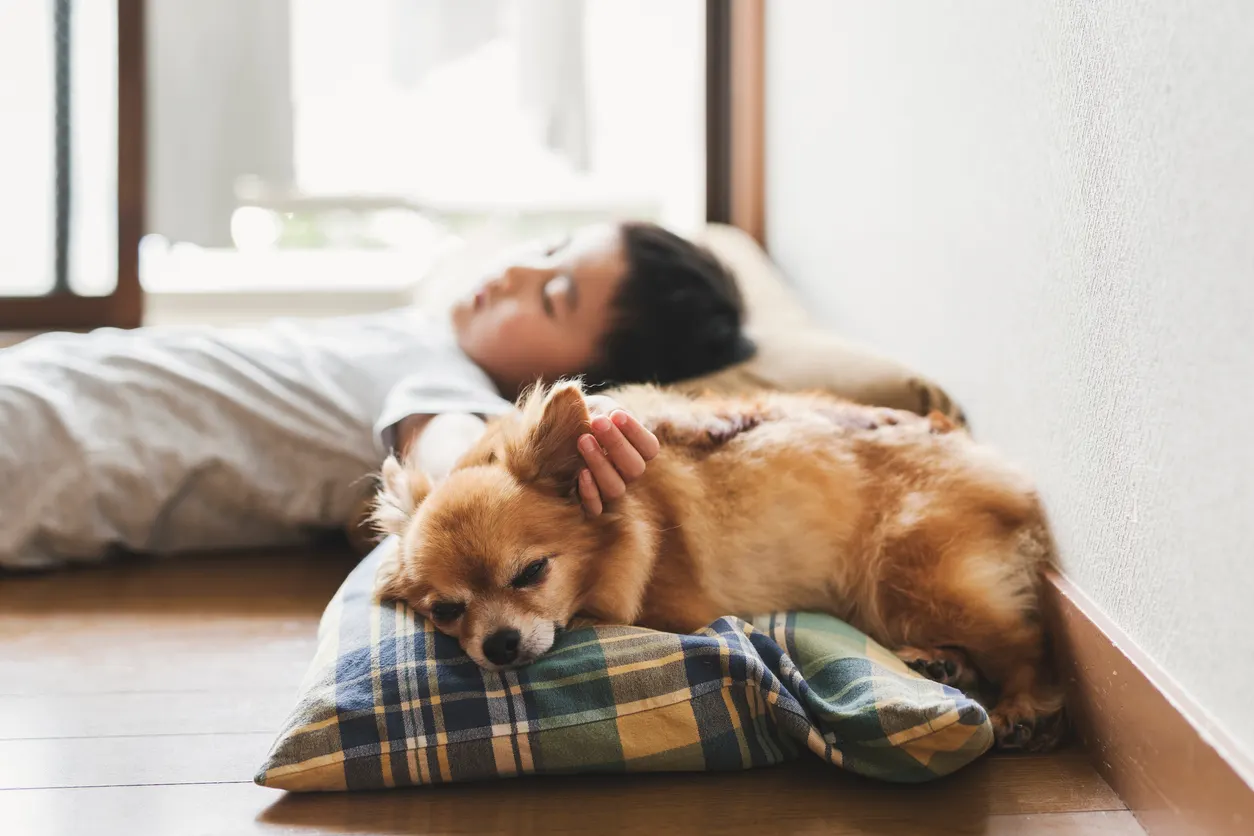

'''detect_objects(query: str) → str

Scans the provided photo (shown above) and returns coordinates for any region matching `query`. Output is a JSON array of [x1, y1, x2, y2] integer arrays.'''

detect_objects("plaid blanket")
[[256, 540, 992, 791]]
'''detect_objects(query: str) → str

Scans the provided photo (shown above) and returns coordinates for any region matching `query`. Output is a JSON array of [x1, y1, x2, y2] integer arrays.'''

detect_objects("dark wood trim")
[[705, 0, 731, 226], [1044, 570, 1254, 835], [113, 0, 145, 328], [54, 0, 72, 294], [728, 0, 765, 246], [705, 0, 765, 247], [0, 0, 144, 332], [0, 294, 139, 332]]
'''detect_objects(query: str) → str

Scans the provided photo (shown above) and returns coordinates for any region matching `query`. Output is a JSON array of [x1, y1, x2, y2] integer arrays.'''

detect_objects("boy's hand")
[[395, 414, 432, 459], [577, 395, 660, 516]]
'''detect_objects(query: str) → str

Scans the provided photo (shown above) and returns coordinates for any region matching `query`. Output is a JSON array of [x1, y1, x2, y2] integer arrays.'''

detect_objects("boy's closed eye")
[[542, 275, 577, 319]]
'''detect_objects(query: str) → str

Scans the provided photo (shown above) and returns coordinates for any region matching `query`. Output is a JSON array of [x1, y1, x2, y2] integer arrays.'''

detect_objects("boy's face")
[[452, 224, 626, 393]]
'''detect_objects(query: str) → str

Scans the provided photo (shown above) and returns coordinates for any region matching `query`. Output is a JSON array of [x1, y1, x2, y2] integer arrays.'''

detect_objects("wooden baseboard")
[[1044, 571, 1254, 835]]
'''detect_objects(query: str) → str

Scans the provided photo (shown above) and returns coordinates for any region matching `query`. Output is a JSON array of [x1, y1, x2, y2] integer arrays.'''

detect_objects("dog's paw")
[[910, 378, 968, 432], [897, 646, 980, 692], [991, 708, 1068, 753]]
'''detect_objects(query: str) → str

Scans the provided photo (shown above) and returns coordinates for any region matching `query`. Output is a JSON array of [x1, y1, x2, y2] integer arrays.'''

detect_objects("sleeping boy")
[[0, 222, 751, 569]]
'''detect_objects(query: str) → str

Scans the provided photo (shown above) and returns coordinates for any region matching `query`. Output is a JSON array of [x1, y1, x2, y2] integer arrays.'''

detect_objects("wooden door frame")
[[0, 0, 144, 331], [705, 0, 765, 247]]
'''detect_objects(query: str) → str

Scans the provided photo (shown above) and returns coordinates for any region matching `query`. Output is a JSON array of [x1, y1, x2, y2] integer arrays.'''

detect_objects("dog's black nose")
[[482, 628, 521, 666]]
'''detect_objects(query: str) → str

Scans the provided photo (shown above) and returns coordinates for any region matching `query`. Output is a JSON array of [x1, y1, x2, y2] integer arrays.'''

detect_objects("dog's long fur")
[[373, 382, 1064, 751]]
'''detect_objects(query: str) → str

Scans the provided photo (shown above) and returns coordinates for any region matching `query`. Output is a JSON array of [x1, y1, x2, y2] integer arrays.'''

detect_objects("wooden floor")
[[0, 550, 1143, 836]]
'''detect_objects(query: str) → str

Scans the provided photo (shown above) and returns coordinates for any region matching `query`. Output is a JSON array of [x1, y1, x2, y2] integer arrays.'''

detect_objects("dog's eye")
[[511, 557, 549, 589], [430, 602, 465, 623]]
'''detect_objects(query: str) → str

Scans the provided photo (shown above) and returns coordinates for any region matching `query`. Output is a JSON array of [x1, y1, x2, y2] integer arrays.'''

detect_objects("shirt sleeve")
[[372, 348, 514, 455]]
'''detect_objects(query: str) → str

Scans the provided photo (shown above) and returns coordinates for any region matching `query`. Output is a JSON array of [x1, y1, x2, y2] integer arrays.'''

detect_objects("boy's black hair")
[[585, 222, 755, 388]]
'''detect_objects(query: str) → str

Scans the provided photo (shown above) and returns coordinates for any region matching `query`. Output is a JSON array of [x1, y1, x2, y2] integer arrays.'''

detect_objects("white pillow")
[[690, 224, 965, 422]]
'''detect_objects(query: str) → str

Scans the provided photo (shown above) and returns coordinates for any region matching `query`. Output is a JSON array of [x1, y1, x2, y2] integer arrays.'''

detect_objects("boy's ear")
[[505, 380, 591, 497], [370, 453, 433, 538]]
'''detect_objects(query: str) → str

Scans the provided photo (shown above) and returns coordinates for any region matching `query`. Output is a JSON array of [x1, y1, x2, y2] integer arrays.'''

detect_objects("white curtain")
[[146, 0, 592, 248], [147, 0, 294, 247], [387, 0, 504, 88], [515, 0, 591, 172], [391, 0, 590, 172]]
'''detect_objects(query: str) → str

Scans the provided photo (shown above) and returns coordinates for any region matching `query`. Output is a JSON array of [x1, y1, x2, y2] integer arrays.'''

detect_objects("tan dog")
[[373, 381, 1064, 751]]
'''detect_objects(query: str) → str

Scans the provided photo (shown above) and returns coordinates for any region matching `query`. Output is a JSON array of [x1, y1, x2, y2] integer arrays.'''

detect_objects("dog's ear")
[[505, 380, 591, 497], [370, 453, 432, 538]]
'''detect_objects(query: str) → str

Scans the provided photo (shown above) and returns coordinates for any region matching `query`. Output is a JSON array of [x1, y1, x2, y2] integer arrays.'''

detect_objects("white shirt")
[[0, 307, 512, 567]]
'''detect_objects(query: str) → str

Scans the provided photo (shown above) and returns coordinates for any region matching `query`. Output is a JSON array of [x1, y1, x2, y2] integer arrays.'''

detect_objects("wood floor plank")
[[0, 690, 292, 740], [0, 621, 320, 695], [971, 751, 1125, 815], [0, 722, 1122, 807], [0, 549, 353, 696], [0, 770, 1141, 836], [982, 812, 1143, 835], [0, 550, 357, 619], [0, 732, 273, 789]]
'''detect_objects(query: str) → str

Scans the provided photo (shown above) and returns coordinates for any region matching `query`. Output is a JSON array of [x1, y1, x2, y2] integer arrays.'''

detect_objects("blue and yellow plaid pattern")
[[257, 541, 992, 791]]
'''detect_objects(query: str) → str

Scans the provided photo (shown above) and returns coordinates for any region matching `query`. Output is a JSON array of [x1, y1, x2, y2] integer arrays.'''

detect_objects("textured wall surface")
[[766, 1, 1254, 754]]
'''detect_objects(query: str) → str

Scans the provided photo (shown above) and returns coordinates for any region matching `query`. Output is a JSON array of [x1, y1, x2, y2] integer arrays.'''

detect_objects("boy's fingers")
[[578, 468, 603, 516], [585, 397, 658, 459], [589, 415, 646, 481], [579, 433, 627, 499], [584, 395, 617, 416], [611, 410, 660, 461]]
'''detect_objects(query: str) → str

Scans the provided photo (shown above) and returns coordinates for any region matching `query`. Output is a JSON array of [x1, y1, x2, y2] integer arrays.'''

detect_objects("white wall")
[[767, 1, 1254, 754]]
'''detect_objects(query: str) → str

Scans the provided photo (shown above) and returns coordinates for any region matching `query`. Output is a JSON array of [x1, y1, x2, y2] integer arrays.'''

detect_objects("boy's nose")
[[499, 265, 550, 294], [500, 265, 539, 292]]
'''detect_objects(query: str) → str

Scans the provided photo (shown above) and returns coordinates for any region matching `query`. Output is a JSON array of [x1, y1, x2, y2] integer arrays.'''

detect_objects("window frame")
[[0, 0, 144, 332], [705, 0, 765, 246]]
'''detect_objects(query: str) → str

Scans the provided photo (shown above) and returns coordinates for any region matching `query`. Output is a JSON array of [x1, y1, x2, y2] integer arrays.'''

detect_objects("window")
[[141, 0, 706, 304], [0, 1, 760, 331]]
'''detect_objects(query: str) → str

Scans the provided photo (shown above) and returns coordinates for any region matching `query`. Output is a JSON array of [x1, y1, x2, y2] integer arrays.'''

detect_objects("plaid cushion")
[[256, 540, 992, 791]]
